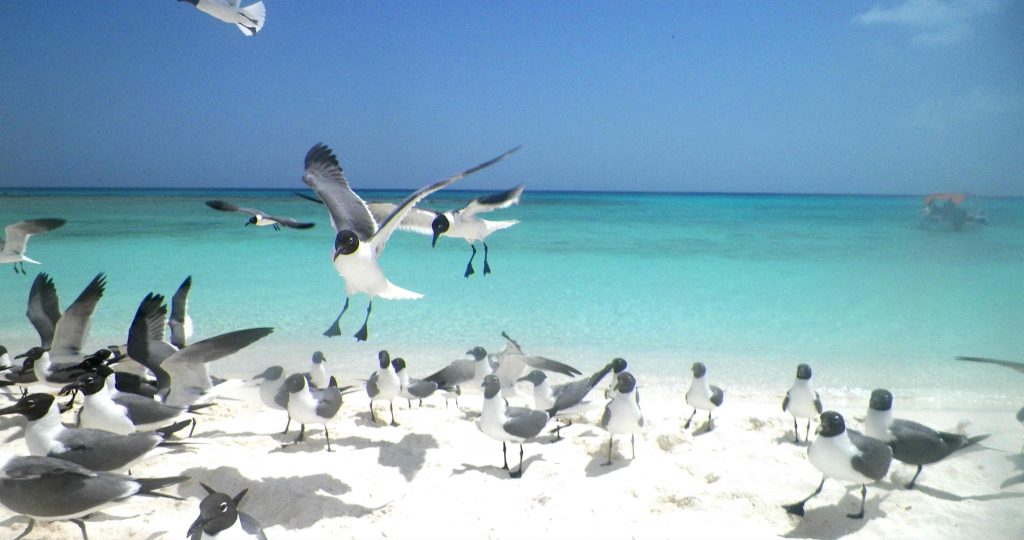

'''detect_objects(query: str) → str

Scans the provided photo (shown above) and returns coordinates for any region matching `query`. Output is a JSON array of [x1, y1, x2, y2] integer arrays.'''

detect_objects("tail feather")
[[484, 219, 518, 232], [187, 402, 215, 414], [134, 475, 189, 499], [236, 1, 266, 35], [378, 282, 423, 300], [156, 419, 193, 438]]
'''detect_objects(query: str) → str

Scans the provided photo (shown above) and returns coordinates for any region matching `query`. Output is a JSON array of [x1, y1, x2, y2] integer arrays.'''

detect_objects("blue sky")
[[2, 1, 1021, 195]]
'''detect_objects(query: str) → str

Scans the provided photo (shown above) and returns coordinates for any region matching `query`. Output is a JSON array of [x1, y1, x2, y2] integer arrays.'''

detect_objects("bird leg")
[[273, 224, 280, 231], [847, 484, 867, 519], [684, 408, 698, 429], [631, 434, 636, 459], [324, 426, 333, 452], [482, 242, 492, 275], [501, 441, 509, 470], [793, 418, 800, 443], [603, 435, 614, 466], [389, 400, 399, 426], [285, 424, 305, 447], [509, 444, 524, 479], [13, 517, 35, 540], [188, 418, 198, 438], [464, 245, 477, 277], [353, 302, 372, 342], [905, 464, 923, 490], [71, 518, 89, 540], [324, 298, 349, 337], [804, 420, 811, 443], [283, 416, 291, 434], [782, 476, 825, 517], [707, 410, 715, 431]]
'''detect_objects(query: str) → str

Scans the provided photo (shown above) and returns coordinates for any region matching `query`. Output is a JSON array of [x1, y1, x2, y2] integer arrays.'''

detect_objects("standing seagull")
[[206, 200, 315, 230], [782, 364, 823, 444], [600, 372, 644, 466], [421, 348, 496, 407], [684, 362, 724, 431], [476, 375, 549, 478], [0, 218, 65, 274], [783, 411, 893, 519], [252, 365, 291, 433], [864, 388, 989, 489], [282, 373, 343, 451], [301, 143, 519, 340], [178, 0, 266, 36], [392, 357, 442, 407], [366, 350, 401, 425], [189, 483, 267, 540], [0, 451, 187, 540], [308, 351, 330, 388], [519, 358, 617, 439]]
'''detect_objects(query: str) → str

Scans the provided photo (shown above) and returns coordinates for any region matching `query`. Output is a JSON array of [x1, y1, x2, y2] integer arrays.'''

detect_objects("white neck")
[[26, 401, 67, 456]]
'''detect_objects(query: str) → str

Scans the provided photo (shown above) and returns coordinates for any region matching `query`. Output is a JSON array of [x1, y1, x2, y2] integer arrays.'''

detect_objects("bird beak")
[[431, 231, 440, 248], [58, 399, 74, 414], [814, 424, 823, 435], [0, 402, 24, 416], [186, 515, 208, 538], [58, 382, 80, 396]]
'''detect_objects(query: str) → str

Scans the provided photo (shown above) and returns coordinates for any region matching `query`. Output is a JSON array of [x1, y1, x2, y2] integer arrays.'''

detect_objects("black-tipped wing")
[[314, 387, 342, 419], [423, 360, 476, 387], [461, 184, 524, 216], [370, 146, 520, 256], [848, 428, 893, 481], [520, 355, 582, 377], [550, 377, 601, 414], [26, 273, 61, 349], [407, 378, 439, 399], [887, 418, 968, 464], [113, 393, 185, 426], [955, 356, 1024, 375], [265, 214, 316, 229], [206, 200, 259, 216], [503, 408, 548, 439], [161, 327, 274, 408], [50, 273, 106, 358], [368, 203, 435, 235], [2, 218, 65, 254], [302, 143, 377, 240], [710, 385, 724, 407], [127, 293, 178, 371], [169, 276, 192, 349], [53, 429, 161, 471], [782, 391, 790, 412]]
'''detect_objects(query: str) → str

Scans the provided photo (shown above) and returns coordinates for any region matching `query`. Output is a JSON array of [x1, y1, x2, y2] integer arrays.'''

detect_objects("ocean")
[[2, 190, 1022, 405]]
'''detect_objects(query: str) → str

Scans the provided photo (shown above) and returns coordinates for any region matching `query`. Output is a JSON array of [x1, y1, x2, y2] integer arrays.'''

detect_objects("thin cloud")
[[907, 87, 1024, 133], [853, 0, 1000, 46]]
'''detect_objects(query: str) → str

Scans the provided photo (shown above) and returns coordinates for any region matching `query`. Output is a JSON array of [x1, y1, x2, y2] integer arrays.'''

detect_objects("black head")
[[691, 362, 707, 378], [516, 370, 546, 386], [615, 372, 637, 393], [481, 374, 500, 398], [312, 351, 327, 365], [0, 392, 55, 421], [392, 358, 407, 372], [378, 350, 391, 368], [246, 216, 257, 227], [0, 345, 8, 356], [466, 346, 487, 361], [253, 365, 284, 382], [796, 364, 812, 380], [334, 230, 360, 257], [76, 371, 108, 396], [610, 357, 628, 373], [15, 346, 46, 360], [431, 214, 450, 248], [817, 411, 847, 437], [869, 389, 893, 412], [284, 373, 308, 394], [187, 484, 246, 537]]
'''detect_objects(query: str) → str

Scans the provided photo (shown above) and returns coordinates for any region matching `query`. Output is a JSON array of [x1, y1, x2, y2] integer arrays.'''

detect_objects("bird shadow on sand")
[[331, 433, 438, 481], [782, 491, 890, 540], [772, 433, 811, 447], [584, 443, 634, 477], [1001, 454, 1024, 488], [451, 455, 545, 480], [178, 465, 382, 529], [912, 482, 1024, 502]]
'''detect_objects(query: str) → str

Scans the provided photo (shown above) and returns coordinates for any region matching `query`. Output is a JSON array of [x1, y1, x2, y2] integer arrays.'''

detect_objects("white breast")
[[863, 409, 894, 442], [787, 380, 819, 419], [604, 390, 643, 434], [200, 519, 253, 540], [476, 397, 519, 442], [808, 433, 873, 484], [334, 245, 389, 298], [374, 368, 400, 400], [287, 389, 322, 425], [80, 393, 135, 435], [685, 377, 716, 410]]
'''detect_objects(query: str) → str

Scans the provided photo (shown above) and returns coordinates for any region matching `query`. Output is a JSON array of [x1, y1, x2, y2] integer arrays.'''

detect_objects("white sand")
[[1, 370, 1022, 540]]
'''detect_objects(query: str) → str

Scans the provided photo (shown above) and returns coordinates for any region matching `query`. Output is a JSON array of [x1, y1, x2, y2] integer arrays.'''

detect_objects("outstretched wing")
[[423, 359, 476, 388], [127, 293, 178, 371], [520, 355, 582, 377], [3, 218, 65, 254], [955, 356, 1024, 375], [50, 274, 106, 358], [460, 184, 524, 217], [263, 213, 316, 229], [161, 327, 274, 407], [205, 200, 260, 217], [169, 276, 192, 349], [301, 143, 377, 240], [368, 203, 435, 235], [26, 273, 62, 349]]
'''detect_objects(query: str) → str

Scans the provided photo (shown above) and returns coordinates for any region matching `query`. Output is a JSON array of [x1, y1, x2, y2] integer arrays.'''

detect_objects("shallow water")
[[1, 190, 1022, 404]]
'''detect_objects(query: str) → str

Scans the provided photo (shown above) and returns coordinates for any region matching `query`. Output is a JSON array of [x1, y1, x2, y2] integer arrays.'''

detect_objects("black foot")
[[509, 469, 522, 479], [464, 263, 475, 278], [353, 323, 368, 342], [782, 502, 805, 517], [846, 511, 864, 520], [684, 420, 691, 429], [904, 481, 916, 490], [390, 420, 399, 427], [483, 261, 491, 275], [601, 460, 613, 467], [188, 418, 197, 438], [324, 320, 342, 338]]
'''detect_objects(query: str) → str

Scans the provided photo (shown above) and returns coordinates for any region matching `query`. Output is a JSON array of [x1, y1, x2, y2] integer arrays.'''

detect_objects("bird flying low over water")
[[206, 200, 315, 230], [300, 142, 519, 341], [0, 218, 65, 274], [179, 0, 266, 36]]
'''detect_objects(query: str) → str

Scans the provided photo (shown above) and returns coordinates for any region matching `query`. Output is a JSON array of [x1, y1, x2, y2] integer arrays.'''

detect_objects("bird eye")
[[219, 502, 228, 512]]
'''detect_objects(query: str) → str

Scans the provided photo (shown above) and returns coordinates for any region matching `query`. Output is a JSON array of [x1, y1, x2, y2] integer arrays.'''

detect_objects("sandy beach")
[[2, 360, 1021, 540]]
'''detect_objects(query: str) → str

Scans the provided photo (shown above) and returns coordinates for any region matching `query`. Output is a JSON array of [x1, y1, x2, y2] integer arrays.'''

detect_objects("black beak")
[[59, 381, 80, 396], [431, 231, 440, 248], [0, 403, 23, 416], [186, 515, 207, 538]]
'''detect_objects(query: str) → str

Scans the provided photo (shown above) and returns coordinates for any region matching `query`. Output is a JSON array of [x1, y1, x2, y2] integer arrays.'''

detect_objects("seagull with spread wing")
[[0, 218, 65, 274], [206, 200, 315, 230]]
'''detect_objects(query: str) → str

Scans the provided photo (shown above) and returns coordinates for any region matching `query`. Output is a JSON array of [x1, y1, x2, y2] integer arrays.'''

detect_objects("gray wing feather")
[[264, 214, 316, 229], [503, 408, 548, 439], [520, 355, 583, 377], [887, 418, 963, 464], [461, 184, 524, 216], [26, 273, 61, 349], [50, 273, 106, 358], [206, 200, 258, 216], [848, 428, 893, 480], [302, 144, 377, 240], [314, 387, 342, 419], [127, 294, 178, 371], [367, 203, 435, 235], [54, 429, 161, 471], [366, 371, 380, 398], [813, 391, 822, 414], [550, 378, 597, 413], [407, 378, 439, 398], [113, 393, 185, 426], [3, 218, 65, 254], [370, 146, 520, 256], [239, 512, 268, 540], [160, 328, 274, 407], [1017, 406, 1024, 424], [423, 360, 476, 387], [955, 356, 1024, 375], [710, 385, 724, 407], [782, 391, 790, 412], [169, 276, 191, 349], [600, 404, 611, 429]]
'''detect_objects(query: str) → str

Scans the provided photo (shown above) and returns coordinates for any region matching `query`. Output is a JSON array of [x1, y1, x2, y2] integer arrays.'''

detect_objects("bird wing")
[[499, 331, 524, 355], [160, 327, 273, 407], [407, 378, 439, 398], [519, 355, 583, 377], [239, 512, 268, 540], [169, 276, 192, 349], [56, 430, 160, 470], [2, 218, 65, 254], [2, 455, 97, 480], [459, 184, 524, 217], [301, 143, 377, 240], [368, 203, 435, 235], [314, 386, 342, 419], [26, 273, 62, 349], [369, 146, 520, 257], [127, 294, 179, 373], [710, 385, 724, 407], [503, 408, 548, 439], [782, 391, 790, 412], [847, 428, 893, 481], [423, 359, 476, 387], [813, 391, 822, 414], [550, 378, 598, 413], [263, 213, 316, 229], [365, 371, 380, 398], [50, 274, 106, 358], [955, 356, 1024, 375], [205, 200, 261, 216]]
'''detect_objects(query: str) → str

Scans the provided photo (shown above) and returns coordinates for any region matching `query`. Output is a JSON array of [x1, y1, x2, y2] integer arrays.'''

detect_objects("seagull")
[[366, 350, 401, 425], [0, 448, 187, 540], [684, 362, 724, 431], [205, 200, 315, 230], [178, 0, 266, 36], [491, 332, 582, 400], [252, 365, 291, 433], [126, 292, 273, 407], [421, 348, 496, 407], [0, 218, 65, 274], [0, 393, 190, 473], [392, 357, 444, 407], [603, 357, 629, 398], [169, 276, 194, 349], [864, 388, 989, 489], [783, 411, 892, 519], [782, 364, 823, 444], [518, 359, 617, 439], [24, 272, 106, 367], [189, 483, 267, 540], [600, 372, 644, 465], [301, 142, 519, 341], [476, 374, 549, 478], [282, 373, 343, 451]]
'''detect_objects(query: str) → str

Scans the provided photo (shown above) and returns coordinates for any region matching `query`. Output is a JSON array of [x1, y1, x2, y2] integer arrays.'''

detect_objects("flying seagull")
[[0, 218, 65, 274], [179, 0, 266, 36], [300, 142, 519, 341], [206, 200, 315, 230]]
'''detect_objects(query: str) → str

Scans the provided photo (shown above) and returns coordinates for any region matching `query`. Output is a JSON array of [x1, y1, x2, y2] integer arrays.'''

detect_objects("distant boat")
[[920, 192, 987, 230]]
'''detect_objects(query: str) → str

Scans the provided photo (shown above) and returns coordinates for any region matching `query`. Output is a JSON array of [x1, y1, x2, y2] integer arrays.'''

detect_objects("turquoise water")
[[1, 190, 1022, 402]]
